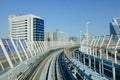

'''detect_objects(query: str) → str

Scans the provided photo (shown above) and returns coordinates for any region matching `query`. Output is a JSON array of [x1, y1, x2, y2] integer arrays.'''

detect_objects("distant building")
[[44, 32, 50, 41], [83, 33, 89, 40], [8, 14, 44, 41], [53, 29, 68, 42], [110, 18, 120, 40], [69, 36, 79, 43]]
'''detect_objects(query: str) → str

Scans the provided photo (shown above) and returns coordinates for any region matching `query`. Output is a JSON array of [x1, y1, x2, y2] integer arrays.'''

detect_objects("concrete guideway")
[[46, 51, 63, 80], [18, 46, 108, 80], [30, 49, 63, 80]]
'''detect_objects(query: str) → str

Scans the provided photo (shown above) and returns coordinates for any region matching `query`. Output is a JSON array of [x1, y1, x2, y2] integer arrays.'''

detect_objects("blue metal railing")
[[58, 52, 75, 80]]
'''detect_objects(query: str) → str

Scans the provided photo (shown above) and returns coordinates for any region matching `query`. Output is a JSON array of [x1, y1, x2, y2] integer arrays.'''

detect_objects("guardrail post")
[[38, 41, 44, 53], [93, 37, 97, 56], [83, 53, 85, 69], [112, 62, 116, 80], [106, 35, 113, 60], [114, 38, 120, 63], [38, 41, 42, 53], [99, 60, 101, 80], [101, 60, 104, 76], [24, 40, 33, 57], [89, 37, 94, 69], [92, 37, 97, 72], [6, 40, 17, 63], [35, 41, 41, 53], [39, 41, 44, 52], [19, 40, 29, 59], [0, 61, 4, 71], [31, 41, 37, 55], [37, 41, 42, 52], [95, 36, 100, 57], [100, 35, 106, 59], [27, 41, 36, 55]]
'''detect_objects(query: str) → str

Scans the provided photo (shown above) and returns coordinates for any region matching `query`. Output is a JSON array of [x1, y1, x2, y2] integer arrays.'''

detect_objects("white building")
[[53, 29, 68, 42], [69, 36, 79, 43], [8, 14, 44, 41]]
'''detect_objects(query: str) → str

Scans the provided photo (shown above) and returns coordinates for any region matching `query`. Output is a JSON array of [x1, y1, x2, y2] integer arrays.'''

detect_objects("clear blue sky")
[[0, 0, 120, 38]]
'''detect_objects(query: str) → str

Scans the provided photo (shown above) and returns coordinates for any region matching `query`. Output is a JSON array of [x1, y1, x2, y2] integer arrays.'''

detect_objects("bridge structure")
[[78, 34, 120, 80], [0, 34, 119, 80]]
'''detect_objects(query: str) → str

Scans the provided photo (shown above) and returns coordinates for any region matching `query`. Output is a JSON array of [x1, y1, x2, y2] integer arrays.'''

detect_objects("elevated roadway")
[[32, 49, 62, 80]]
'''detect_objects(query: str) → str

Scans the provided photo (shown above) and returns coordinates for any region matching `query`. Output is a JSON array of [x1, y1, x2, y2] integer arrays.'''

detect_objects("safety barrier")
[[0, 38, 74, 80], [80, 35, 120, 64]]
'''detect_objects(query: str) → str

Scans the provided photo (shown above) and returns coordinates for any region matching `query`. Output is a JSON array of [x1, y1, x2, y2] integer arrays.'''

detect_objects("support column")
[[24, 40, 33, 57], [106, 35, 113, 60], [100, 35, 106, 59], [114, 38, 120, 63]]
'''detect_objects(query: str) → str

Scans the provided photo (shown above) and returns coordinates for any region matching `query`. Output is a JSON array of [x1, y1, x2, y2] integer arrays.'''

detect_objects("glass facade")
[[33, 18, 44, 41], [110, 18, 120, 40]]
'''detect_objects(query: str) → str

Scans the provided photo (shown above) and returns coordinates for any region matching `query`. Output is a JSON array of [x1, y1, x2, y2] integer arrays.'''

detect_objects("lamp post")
[[86, 22, 91, 54], [79, 30, 82, 50], [80, 30, 82, 43], [86, 22, 90, 36]]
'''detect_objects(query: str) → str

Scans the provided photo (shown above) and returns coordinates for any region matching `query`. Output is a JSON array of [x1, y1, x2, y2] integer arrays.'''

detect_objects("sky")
[[0, 0, 120, 38]]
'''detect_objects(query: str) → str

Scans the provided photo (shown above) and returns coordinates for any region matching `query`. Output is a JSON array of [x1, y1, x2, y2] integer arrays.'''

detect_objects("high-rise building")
[[110, 18, 120, 39], [53, 29, 68, 42], [8, 14, 44, 41]]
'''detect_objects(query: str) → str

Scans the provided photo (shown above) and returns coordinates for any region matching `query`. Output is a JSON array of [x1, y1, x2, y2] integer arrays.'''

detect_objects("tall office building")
[[53, 29, 68, 42], [8, 14, 44, 41], [110, 18, 120, 40]]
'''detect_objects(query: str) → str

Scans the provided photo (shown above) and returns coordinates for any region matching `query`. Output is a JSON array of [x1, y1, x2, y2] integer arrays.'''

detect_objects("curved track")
[[18, 49, 89, 80], [30, 50, 63, 80]]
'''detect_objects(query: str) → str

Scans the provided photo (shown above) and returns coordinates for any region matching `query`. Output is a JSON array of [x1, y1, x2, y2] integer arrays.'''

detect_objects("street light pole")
[[86, 22, 90, 54], [79, 30, 82, 51], [80, 30, 82, 43], [86, 22, 90, 39]]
